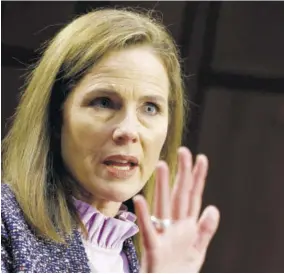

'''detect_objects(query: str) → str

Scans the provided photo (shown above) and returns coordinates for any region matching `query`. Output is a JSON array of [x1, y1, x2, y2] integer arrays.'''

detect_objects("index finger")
[[133, 195, 158, 250]]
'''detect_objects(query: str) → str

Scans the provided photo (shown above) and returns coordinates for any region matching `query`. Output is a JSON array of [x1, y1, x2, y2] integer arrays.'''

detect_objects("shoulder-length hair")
[[2, 8, 187, 250]]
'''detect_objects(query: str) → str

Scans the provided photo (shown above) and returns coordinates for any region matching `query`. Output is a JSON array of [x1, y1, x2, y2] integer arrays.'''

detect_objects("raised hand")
[[133, 147, 220, 273]]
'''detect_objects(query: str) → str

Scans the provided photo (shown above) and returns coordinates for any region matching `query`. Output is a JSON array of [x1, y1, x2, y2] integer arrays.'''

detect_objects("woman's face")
[[61, 46, 169, 203]]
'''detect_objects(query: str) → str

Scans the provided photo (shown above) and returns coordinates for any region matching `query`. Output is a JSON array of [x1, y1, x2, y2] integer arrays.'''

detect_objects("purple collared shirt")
[[74, 198, 139, 272]]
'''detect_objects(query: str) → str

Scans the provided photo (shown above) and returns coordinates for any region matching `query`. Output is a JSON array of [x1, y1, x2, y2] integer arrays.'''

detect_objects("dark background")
[[2, 1, 284, 272]]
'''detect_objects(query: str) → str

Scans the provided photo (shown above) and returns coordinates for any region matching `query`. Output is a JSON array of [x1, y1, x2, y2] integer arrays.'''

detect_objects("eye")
[[89, 97, 114, 109], [143, 102, 160, 115]]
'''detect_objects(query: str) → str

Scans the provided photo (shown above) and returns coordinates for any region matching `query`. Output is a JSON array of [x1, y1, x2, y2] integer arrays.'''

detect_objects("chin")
[[85, 172, 146, 203], [97, 180, 143, 203], [106, 187, 141, 203]]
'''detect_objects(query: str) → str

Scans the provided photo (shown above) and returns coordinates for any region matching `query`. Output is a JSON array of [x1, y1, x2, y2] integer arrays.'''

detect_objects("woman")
[[1, 8, 220, 273]]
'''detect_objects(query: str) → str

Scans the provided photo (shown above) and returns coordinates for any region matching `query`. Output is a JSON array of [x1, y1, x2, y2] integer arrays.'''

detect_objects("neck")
[[90, 199, 122, 217], [73, 192, 122, 217]]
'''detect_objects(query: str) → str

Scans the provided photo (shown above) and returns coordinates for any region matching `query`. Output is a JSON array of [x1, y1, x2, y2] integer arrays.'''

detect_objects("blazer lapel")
[[123, 238, 140, 273]]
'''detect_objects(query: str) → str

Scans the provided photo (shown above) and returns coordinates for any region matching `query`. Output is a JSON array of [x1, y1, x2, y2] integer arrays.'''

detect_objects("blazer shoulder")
[[1, 183, 30, 234], [1, 183, 22, 217]]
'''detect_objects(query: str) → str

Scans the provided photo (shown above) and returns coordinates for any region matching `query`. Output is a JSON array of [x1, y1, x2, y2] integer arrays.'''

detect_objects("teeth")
[[106, 160, 129, 164], [111, 165, 131, 170], [115, 160, 128, 164]]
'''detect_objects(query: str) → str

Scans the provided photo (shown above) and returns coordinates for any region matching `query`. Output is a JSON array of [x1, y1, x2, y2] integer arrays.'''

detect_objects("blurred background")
[[2, 1, 284, 272]]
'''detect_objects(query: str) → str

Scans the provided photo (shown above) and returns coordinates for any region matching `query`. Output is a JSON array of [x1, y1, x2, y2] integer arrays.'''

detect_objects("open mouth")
[[102, 155, 139, 179], [103, 160, 138, 170]]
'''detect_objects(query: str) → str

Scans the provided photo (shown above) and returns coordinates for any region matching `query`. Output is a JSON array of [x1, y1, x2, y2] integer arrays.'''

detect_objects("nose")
[[112, 111, 139, 145]]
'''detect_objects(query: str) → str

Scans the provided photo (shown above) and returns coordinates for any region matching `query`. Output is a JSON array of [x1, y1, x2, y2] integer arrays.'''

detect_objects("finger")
[[188, 154, 208, 220], [133, 195, 158, 250], [153, 161, 171, 221], [171, 147, 193, 220], [194, 205, 220, 253]]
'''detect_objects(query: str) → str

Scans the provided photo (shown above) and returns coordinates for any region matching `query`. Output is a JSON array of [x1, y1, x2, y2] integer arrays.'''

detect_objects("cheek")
[[64, 113, 107, 145], [145, 121, 168, 158], [60, 114, 110, 167], [141, 124, 168, 183]]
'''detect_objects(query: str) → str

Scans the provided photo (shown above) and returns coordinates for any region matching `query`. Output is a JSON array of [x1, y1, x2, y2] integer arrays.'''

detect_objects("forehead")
[[79, 46, 170, 96]]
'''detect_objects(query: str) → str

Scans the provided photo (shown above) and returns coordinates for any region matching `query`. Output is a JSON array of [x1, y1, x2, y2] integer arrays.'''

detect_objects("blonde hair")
[[2, 8, 186, 255]]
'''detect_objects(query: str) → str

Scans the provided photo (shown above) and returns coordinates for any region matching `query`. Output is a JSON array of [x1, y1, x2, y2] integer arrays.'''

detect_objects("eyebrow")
[[85, 85, 168, 104], [142, 95, 167, 104]]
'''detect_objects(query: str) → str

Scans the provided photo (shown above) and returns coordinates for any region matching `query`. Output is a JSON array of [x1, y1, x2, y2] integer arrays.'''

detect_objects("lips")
[[103, 155, 139, 167], [102, 154, 139, 179]]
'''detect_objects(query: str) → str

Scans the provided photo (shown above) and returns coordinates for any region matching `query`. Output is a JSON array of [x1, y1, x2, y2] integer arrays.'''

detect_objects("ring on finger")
[[150, 215, 172, 231]]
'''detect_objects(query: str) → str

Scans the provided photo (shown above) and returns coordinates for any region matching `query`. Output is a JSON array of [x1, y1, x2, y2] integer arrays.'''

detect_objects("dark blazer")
[[1, 184, 140, 273]]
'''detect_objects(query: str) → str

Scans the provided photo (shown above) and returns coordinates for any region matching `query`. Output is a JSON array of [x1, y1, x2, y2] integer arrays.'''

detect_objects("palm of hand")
[[145, 220, 204, 273], [133, 147, 220, 273]]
